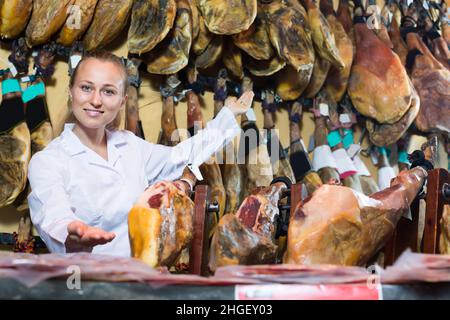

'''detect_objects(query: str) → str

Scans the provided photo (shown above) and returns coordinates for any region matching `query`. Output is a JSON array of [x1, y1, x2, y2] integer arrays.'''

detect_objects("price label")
[[70, 55, 82, 70], [8, 63, 18, 77], [347, 144, 361, 159], [319, 103, 329, 116], [339, 113, 351, 124], [187, 164, 204, 181]]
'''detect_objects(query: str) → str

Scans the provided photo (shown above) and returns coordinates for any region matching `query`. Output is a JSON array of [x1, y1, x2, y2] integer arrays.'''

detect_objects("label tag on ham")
[[313, 145, 338, 171], [339, 113, 352, 124], [235, 284, 382, 300], [21, 76, 31, 83], [245, 108, 257, 122], [8, 62, 18, 77], [187, 163, 204, 181], [378, 166, 396, 190], [70, 55, 82, 70], [332, 148, 358, 178], [347, 144, 361, 159], [353, 155, 371, 177], [319, 103, 329, 116]]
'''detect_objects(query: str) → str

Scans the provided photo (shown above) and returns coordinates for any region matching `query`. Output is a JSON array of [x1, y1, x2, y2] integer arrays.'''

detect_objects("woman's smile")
[[84, 108, 105, 117]]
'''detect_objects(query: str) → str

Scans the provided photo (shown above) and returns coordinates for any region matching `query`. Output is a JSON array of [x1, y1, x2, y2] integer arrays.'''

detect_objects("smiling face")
[[70, 58, 127, 132]]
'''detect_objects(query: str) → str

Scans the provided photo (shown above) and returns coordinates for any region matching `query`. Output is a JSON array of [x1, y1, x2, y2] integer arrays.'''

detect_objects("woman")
[[27, 51, 254, 256]]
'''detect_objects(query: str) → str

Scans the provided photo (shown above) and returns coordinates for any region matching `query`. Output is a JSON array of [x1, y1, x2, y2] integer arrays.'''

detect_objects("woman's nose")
[[90, 90, 102, 107]]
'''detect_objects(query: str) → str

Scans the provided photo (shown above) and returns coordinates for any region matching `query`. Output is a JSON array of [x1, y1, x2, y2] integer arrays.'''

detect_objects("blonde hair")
[[66, 50, 128, 130]]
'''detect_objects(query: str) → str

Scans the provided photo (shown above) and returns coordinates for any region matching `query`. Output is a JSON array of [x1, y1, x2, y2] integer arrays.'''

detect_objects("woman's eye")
[[103, 89, 116, 96], [81, 85, 91, 92]]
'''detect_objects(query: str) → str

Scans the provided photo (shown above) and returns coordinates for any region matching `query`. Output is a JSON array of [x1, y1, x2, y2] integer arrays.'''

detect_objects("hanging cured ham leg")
[[213, 69, 246, 214], [127, 0, 176, 55], [348, 6, 412, 124], [186, 66, 226, 223], [422, 13, 450, 70], [313, 117, 340, 185], [14, 43, 57, 211], [0, 0, 32, 39], [57, 0, 98, 47], [284, 166, 428, 266], [401, 10, 450, 134], [366, 77, 420, 147], [388, 11, 408, 66], [198, 0, 257, 35], [289, 101, 322, 195], [144, 0, 192, 74], [83, 0, 133, 51], [128, 180, 195, 268], [125, 55, 145, 139], [158, 75, 181, 146], [209, 181, 288, 272], [321, 0, 354, 103], [311, 102, 340, 184], [25, 0, 74, 47], [239, 76, 273, 197], [262, 90, 295, 183], [0, 39, 31, 208], [301, 0, 345, 69]]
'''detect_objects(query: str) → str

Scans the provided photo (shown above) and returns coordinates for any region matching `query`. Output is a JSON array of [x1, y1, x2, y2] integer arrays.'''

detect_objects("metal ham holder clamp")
[[188, 185, 219, 276], [271, 176, 297, 240]]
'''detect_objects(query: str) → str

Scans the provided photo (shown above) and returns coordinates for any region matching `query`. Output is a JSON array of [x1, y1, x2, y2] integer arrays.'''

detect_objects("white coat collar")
[[61, 123, 127, 167]]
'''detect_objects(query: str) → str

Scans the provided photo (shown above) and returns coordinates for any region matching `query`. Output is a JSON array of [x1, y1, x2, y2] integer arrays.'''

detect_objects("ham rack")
[[188, 178, 302, 276], [384, 168, 450, 266]]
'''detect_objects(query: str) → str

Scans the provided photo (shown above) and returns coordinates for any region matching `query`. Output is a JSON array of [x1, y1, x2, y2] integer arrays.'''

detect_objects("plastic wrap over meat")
[[128, 181, 194, 268], [209, 182, 287, 272], [284, 167, 428, 266]]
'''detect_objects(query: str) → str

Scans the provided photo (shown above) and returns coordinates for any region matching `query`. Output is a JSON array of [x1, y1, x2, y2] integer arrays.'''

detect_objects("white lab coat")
[[28, 107, 240, 257]]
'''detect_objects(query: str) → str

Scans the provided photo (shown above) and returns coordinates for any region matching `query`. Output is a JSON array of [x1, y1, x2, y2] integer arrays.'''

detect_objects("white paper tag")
[[422, 1, 429, 10], [319, 103, 329, 116], [245, 108, 257, 122], [332, 148, 358, 175], [378, 166, 396, 190], [8, 62, 18, 77], [313, 145, 338, 171], [353, 155, 371, 176], [70, 55, 82, 70], [339, 113, 351, 124], [347, 144, 361, 159], [32, 50, 38, 57], [187, 164, 204, 181], [20, 76, 31, 83]]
